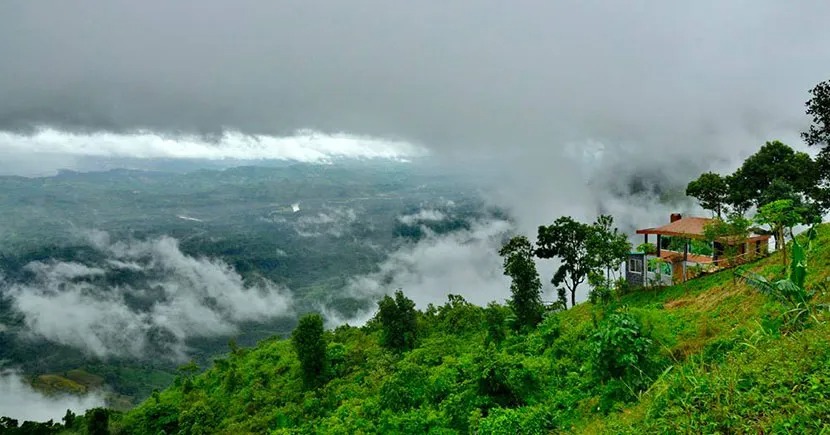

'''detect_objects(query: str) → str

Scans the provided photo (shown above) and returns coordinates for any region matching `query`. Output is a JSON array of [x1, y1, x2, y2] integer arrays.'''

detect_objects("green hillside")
[[46, 225, 819, 434]]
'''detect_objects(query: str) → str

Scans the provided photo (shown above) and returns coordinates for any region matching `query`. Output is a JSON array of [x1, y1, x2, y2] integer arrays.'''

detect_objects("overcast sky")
[[2, 1, 829, 223]]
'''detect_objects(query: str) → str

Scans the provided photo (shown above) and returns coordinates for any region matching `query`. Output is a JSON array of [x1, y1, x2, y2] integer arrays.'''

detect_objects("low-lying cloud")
[[397, 209, 447, 226], [295, 207, 359, 238], [343, 218, 514, 319], [0, 370, 104, 423], [0, 127, 426, 176], [3, 232, 294, 360]]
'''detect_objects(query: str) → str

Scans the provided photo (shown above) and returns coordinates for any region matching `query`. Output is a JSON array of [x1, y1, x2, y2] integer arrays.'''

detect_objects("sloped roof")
[[636, 216, 771, 242], [636, 217, 715, 238]]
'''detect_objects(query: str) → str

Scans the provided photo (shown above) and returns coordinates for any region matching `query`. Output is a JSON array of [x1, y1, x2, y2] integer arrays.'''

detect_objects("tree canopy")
[[499, 235, 544, 329], [686, 172, 729, 218], [729, 140, 818, 210], [376, 290, 419, 352], [291, 313, 328, 388], [536, 215, 629, 309]]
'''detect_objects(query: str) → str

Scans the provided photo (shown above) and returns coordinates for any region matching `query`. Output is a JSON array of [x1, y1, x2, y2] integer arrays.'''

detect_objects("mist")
[[3, 232, 294, 360], [0, 128, 424, 176], [344, 219, 514, 311], [0, 371, 104, 423]]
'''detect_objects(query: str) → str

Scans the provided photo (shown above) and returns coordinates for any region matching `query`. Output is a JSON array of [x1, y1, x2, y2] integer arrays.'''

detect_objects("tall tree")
[[376, 290, 418, 352], [686, 172, 729, 218], [589, 214, 632, 281], [727, 140, 819, 212], [536, 216, 593, 309], [802, 79, 830, 149], [291, 313, 327, 388], [802, 79, 830, 210], [499, 235, 544, 329]]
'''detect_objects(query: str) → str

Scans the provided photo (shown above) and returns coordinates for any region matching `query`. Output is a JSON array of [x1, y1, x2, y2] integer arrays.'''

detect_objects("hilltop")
[[40, 224, 825, 434]]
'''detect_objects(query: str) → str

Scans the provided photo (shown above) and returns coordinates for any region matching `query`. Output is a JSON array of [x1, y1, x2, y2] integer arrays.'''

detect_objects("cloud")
[[342, 219, 514, 316], [295, 207, 358, 238], [0, 127, 424, 164], [397, 209, 447, 226], [3, 233, 294, 360], [0, 370, 104, 423]]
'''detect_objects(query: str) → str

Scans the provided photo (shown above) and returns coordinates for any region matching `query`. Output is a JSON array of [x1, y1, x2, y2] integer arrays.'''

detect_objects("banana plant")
[[736, 226, 827, 330]]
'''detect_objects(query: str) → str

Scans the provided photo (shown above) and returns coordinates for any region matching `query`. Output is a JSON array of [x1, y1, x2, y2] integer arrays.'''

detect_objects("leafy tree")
[[727, 140, 819, 212], [804, 80, 830, 209], [62, 409, 76, 428], [499, 235, 544, 328], [704, 213, 751, 269], [291, 313, 328, 387], [686, 172, 729, 218], [484, 301, 507, 345], [376, 290, 418, 352], [86, 408, 110, 435], [589, 214, 632, 282], [536, 217, 593, 308], [802, 79, 830, 148], [754, 199, 813, 265]]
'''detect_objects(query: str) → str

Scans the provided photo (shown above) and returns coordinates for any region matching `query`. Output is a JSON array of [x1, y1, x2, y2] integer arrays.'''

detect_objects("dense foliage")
[[1, 224, 815, 434], [498, 236, 544, 329], [291, 314, 328, 388]]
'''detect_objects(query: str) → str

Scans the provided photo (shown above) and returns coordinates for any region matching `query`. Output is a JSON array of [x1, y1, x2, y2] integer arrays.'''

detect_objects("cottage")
[[626, 213, 771, 287]]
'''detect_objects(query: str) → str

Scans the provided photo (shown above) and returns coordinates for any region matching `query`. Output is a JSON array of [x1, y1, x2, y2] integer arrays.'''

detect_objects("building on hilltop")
[[626, 213, 771, 287]]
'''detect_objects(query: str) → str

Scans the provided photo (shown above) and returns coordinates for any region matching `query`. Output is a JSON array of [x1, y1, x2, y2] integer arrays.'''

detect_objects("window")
[[628, 258, 643, 274]]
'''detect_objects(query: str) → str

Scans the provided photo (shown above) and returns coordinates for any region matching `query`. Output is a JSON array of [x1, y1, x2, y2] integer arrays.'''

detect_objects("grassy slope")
[[117, 226, 830, 434]]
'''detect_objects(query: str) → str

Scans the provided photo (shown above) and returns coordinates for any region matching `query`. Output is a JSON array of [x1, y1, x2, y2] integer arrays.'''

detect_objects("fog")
[[0, 371, 104, 423], [4, 232, 294, 360]]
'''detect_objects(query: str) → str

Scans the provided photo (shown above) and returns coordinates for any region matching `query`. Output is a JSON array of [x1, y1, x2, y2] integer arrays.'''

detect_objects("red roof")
[[636, 216, 771, 243]]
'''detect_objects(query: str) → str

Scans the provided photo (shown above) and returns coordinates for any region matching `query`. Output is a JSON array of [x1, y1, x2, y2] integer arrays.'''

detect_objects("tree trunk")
[[570, 289, 576, 308], [780, 228, 787, 267]]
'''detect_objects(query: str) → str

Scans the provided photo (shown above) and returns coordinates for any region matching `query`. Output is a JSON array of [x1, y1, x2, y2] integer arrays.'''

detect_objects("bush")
[[590, 311, 653, 383]]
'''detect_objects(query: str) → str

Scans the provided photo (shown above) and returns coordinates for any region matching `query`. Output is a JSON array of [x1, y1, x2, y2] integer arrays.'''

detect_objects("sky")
[[2, 1, 829, 224]]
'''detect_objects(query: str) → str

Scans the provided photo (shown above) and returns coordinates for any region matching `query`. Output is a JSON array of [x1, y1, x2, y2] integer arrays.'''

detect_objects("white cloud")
[[397, 209, 447, 225], [295, 207, 357, 238], [3, 234, 294, 360], [0, 370, 104, 423], [342, 219, 514, 319], [0, 128, 426, 164]]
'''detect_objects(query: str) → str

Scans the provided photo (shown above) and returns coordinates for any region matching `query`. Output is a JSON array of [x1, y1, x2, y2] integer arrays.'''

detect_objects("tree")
[[86, 408, 110, 435], [291, 313, 327, 387], [703, 213, 751, 269], [686, 172, 729, 218], [498, 236, 544, 329], [376, 290, 418, 352], [589, 215, 632, 282], [727, 140, 819, 212], [536, 217, 593, 309], [484, 301, 507, 345], [754, 199, 815, 266], [62, 409, 76, 428], [802, 79, 830, 149], [803, 79, 830, 209]]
